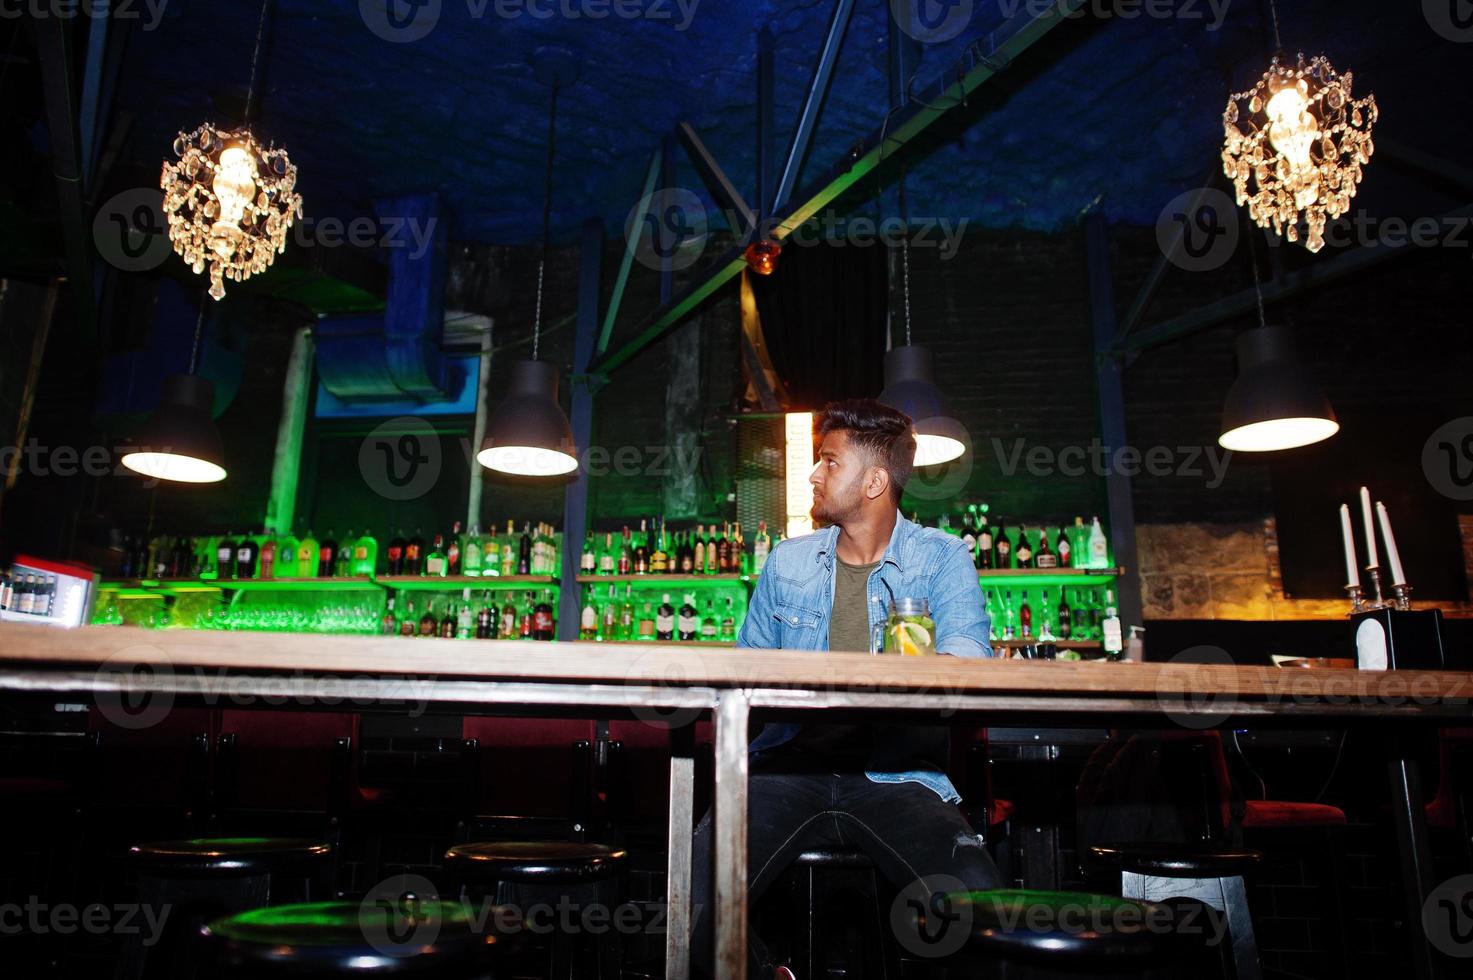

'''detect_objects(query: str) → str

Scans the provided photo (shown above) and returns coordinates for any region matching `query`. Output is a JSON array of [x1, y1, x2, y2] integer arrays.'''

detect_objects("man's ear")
[[866, 466, 891, 501]]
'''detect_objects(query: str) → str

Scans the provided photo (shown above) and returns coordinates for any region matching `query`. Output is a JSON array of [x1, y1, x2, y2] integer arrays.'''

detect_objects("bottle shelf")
[[993, 638, 1101, 649], [101, 577, 382, 592], [378, 575, 559, 590], [977, 567, 1123, 579], [574, 574, 750, 585], [595, 639, 737, 648]]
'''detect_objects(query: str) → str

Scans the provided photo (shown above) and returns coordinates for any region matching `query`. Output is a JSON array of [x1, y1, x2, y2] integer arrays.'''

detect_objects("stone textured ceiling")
[[113, 0, 1470, 244]]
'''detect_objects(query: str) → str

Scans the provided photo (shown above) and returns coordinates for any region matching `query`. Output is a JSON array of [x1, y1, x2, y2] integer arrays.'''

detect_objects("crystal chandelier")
[[161, 125, 301, 299], [159, 0, 301, 300], [1222, 51, 1377, 253]]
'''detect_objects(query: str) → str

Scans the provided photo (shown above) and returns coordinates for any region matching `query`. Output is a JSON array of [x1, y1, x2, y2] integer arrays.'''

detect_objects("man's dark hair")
[[817, 399, 915, 504]]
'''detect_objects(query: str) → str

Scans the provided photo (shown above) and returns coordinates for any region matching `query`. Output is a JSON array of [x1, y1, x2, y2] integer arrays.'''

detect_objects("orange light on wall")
[[744, 239, 782, 276], [784, 411, 814, 540]]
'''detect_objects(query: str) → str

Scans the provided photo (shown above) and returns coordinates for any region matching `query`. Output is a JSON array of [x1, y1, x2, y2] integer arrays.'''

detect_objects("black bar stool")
[[443, 841, 627, 980], [200, 897, 517, 976], [119, 836, 332, 979], [781, 848, 901, 980], [1089, 843, 1262, 980]]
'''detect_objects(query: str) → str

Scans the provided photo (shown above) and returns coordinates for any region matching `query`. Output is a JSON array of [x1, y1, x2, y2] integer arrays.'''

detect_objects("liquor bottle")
[[1088, 516, 1110, 569], [1101, 589, 1123, 659], [677, 593, 698, 641], [517, 523, 533, 576], [732, 522, 746, 574], [752, 521, 770, 574], [1019, 592, 1033, 639], [257, 534, 276, 579], [418, 600, 438, 637], [656, 593, 675, 640], [677, 531, 695, 574], [400, 599, 417, 637], [463, 525, 483, 576], [439, 603, 457, 639], [386, 531, 407, 575], [235, 533, 259, 579], [481, 525, 500, 577], [425, 534, 447, 577], [519, 593, 534, 639], [961, 505, 978, 562], [600, 585, 618, 640], [1057, 590, 1072, 641], [1038, 590, 1052, 639], [317, 531, 338, 578], [353, 530, 377, 577], [456, 589, 474, 639], [581, 533, 597, 576], [1056, 526, 1072, 570], [719, 597, 736, 642], [533, 590, 555, 641], [716, 524, 732, 573], [633, 520, 649, 574], [636, 598, 656, 641], [1013, 527, 1036, 565], [334, 531, 352, 577], [501, 521, 517, 577], [619, 586, 636, 641], [446, 522, 463, 576], [498, 599, 517, 640], [700, 598, 718, 642], [1035, 529, 1057, 568], [617, 527, 633, 575], [381, 597, 399, 635], [650, 523, 669, 574], [217, 533, 237, 579], [167, 536, 190, 578], [599, 532, 616, 575], [976, 508, 993, 570], [693, 525, 706, 574], [12, 574, 32, 615], [405, 529, 425, 576], [992, 522, 1011, 570], [476, 599, 495, 639], [580, 586, 599, 640]]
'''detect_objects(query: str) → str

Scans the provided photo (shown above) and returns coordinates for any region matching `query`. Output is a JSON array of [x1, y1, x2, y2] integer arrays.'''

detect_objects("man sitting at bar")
[[690, 399, 999, 979]]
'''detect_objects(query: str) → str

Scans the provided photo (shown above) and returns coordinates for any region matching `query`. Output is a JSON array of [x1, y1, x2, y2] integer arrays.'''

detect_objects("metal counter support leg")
[[714, 690, 751, 980], [666, 725, 696, 980], [1390, 754, 1441, 980]]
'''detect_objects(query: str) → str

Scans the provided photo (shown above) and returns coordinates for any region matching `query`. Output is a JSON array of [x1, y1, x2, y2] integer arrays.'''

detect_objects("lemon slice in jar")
[[896, 621, 933, 656]]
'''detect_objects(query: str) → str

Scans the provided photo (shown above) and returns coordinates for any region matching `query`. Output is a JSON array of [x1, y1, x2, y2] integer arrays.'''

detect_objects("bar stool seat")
[[443, 841, 627, 884], [942, 888, 1174, 967], [201, 899, 514, 976], [1089, 842, 1262, 878], [130, 836, 332, 876]]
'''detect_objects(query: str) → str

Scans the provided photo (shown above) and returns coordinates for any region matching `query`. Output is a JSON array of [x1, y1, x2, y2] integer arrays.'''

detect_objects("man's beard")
[[810, 472, 862, 527]]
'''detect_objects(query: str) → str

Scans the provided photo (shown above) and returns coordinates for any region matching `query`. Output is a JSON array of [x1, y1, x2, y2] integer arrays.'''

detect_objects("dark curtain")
[[749, 240, 889, 410]]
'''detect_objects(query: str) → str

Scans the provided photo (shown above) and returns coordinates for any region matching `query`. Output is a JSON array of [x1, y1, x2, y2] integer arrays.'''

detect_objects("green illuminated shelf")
[[574, 574, 749, 585], [377, 575, 558, 590], [994, 638, 1101, 649], [978, 567, 1123, 582], [100, 579, 223, 594], [220, 577, 381, 591]]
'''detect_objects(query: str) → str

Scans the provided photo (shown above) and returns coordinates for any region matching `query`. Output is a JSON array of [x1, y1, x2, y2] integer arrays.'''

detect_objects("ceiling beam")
[[773, 0, 857, 213], [591, 0, 1086, 377], [1123, 202, 1473, 352]]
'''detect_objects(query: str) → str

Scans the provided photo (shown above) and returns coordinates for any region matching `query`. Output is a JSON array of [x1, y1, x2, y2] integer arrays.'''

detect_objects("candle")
[[1359, 486, 1379, 568], [1339, 504, 1360, 588], [1376, 502, 1406, 586]]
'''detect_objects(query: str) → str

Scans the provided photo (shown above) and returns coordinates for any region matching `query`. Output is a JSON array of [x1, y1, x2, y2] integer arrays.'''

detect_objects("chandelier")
[[160, 124, 301, 300], [1222, 52, 1377, 253]]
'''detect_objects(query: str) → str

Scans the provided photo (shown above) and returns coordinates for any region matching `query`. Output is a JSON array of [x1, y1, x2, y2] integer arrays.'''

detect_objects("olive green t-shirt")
[[828, 557, 879, 652]]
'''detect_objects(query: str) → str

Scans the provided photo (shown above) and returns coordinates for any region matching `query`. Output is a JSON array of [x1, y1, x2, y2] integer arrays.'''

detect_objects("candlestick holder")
[[1390, 582, 1413, 611], [1362, 565, 1391, 611], [1344, 583, 1367, 614]]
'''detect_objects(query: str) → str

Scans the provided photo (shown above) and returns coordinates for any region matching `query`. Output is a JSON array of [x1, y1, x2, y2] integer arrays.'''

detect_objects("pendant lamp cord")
[[1267, 0, 1282, 53], [533, 81, 560, 362], [898, 162, 913, 347], [244, 0, 271, 125], [190, 294, 207, 374], [1245, 217, 1269, 330]]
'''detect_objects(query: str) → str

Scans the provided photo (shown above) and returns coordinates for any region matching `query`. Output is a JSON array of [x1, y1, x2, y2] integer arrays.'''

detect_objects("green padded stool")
[[201, 898, 517, 976]]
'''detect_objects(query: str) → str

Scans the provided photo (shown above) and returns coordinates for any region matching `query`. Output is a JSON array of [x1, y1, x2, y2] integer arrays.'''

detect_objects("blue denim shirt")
[[736, 512, 993, 803]]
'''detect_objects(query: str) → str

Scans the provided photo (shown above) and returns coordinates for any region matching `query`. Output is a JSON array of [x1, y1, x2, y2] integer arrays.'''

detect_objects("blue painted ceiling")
[[110, 0, 1471, 244]]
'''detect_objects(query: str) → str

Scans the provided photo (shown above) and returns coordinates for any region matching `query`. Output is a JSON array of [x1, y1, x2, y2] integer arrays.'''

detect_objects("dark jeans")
[[690, 772, 1001, 978]]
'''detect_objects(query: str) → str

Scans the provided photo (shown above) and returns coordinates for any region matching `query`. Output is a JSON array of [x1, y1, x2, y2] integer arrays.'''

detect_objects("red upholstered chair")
[[1425, 727, 1473, 834]]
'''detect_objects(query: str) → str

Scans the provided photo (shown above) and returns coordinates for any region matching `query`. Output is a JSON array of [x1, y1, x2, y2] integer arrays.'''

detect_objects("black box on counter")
[[1350, 608, 1446, 670]]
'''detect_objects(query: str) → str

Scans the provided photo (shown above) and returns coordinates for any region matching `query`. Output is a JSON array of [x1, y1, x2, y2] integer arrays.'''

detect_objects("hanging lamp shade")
[[121, 373, 228, 483], [477, 359, 578, 476], [1218, 325, 1338, 452], [877, 345, 966, 466]]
